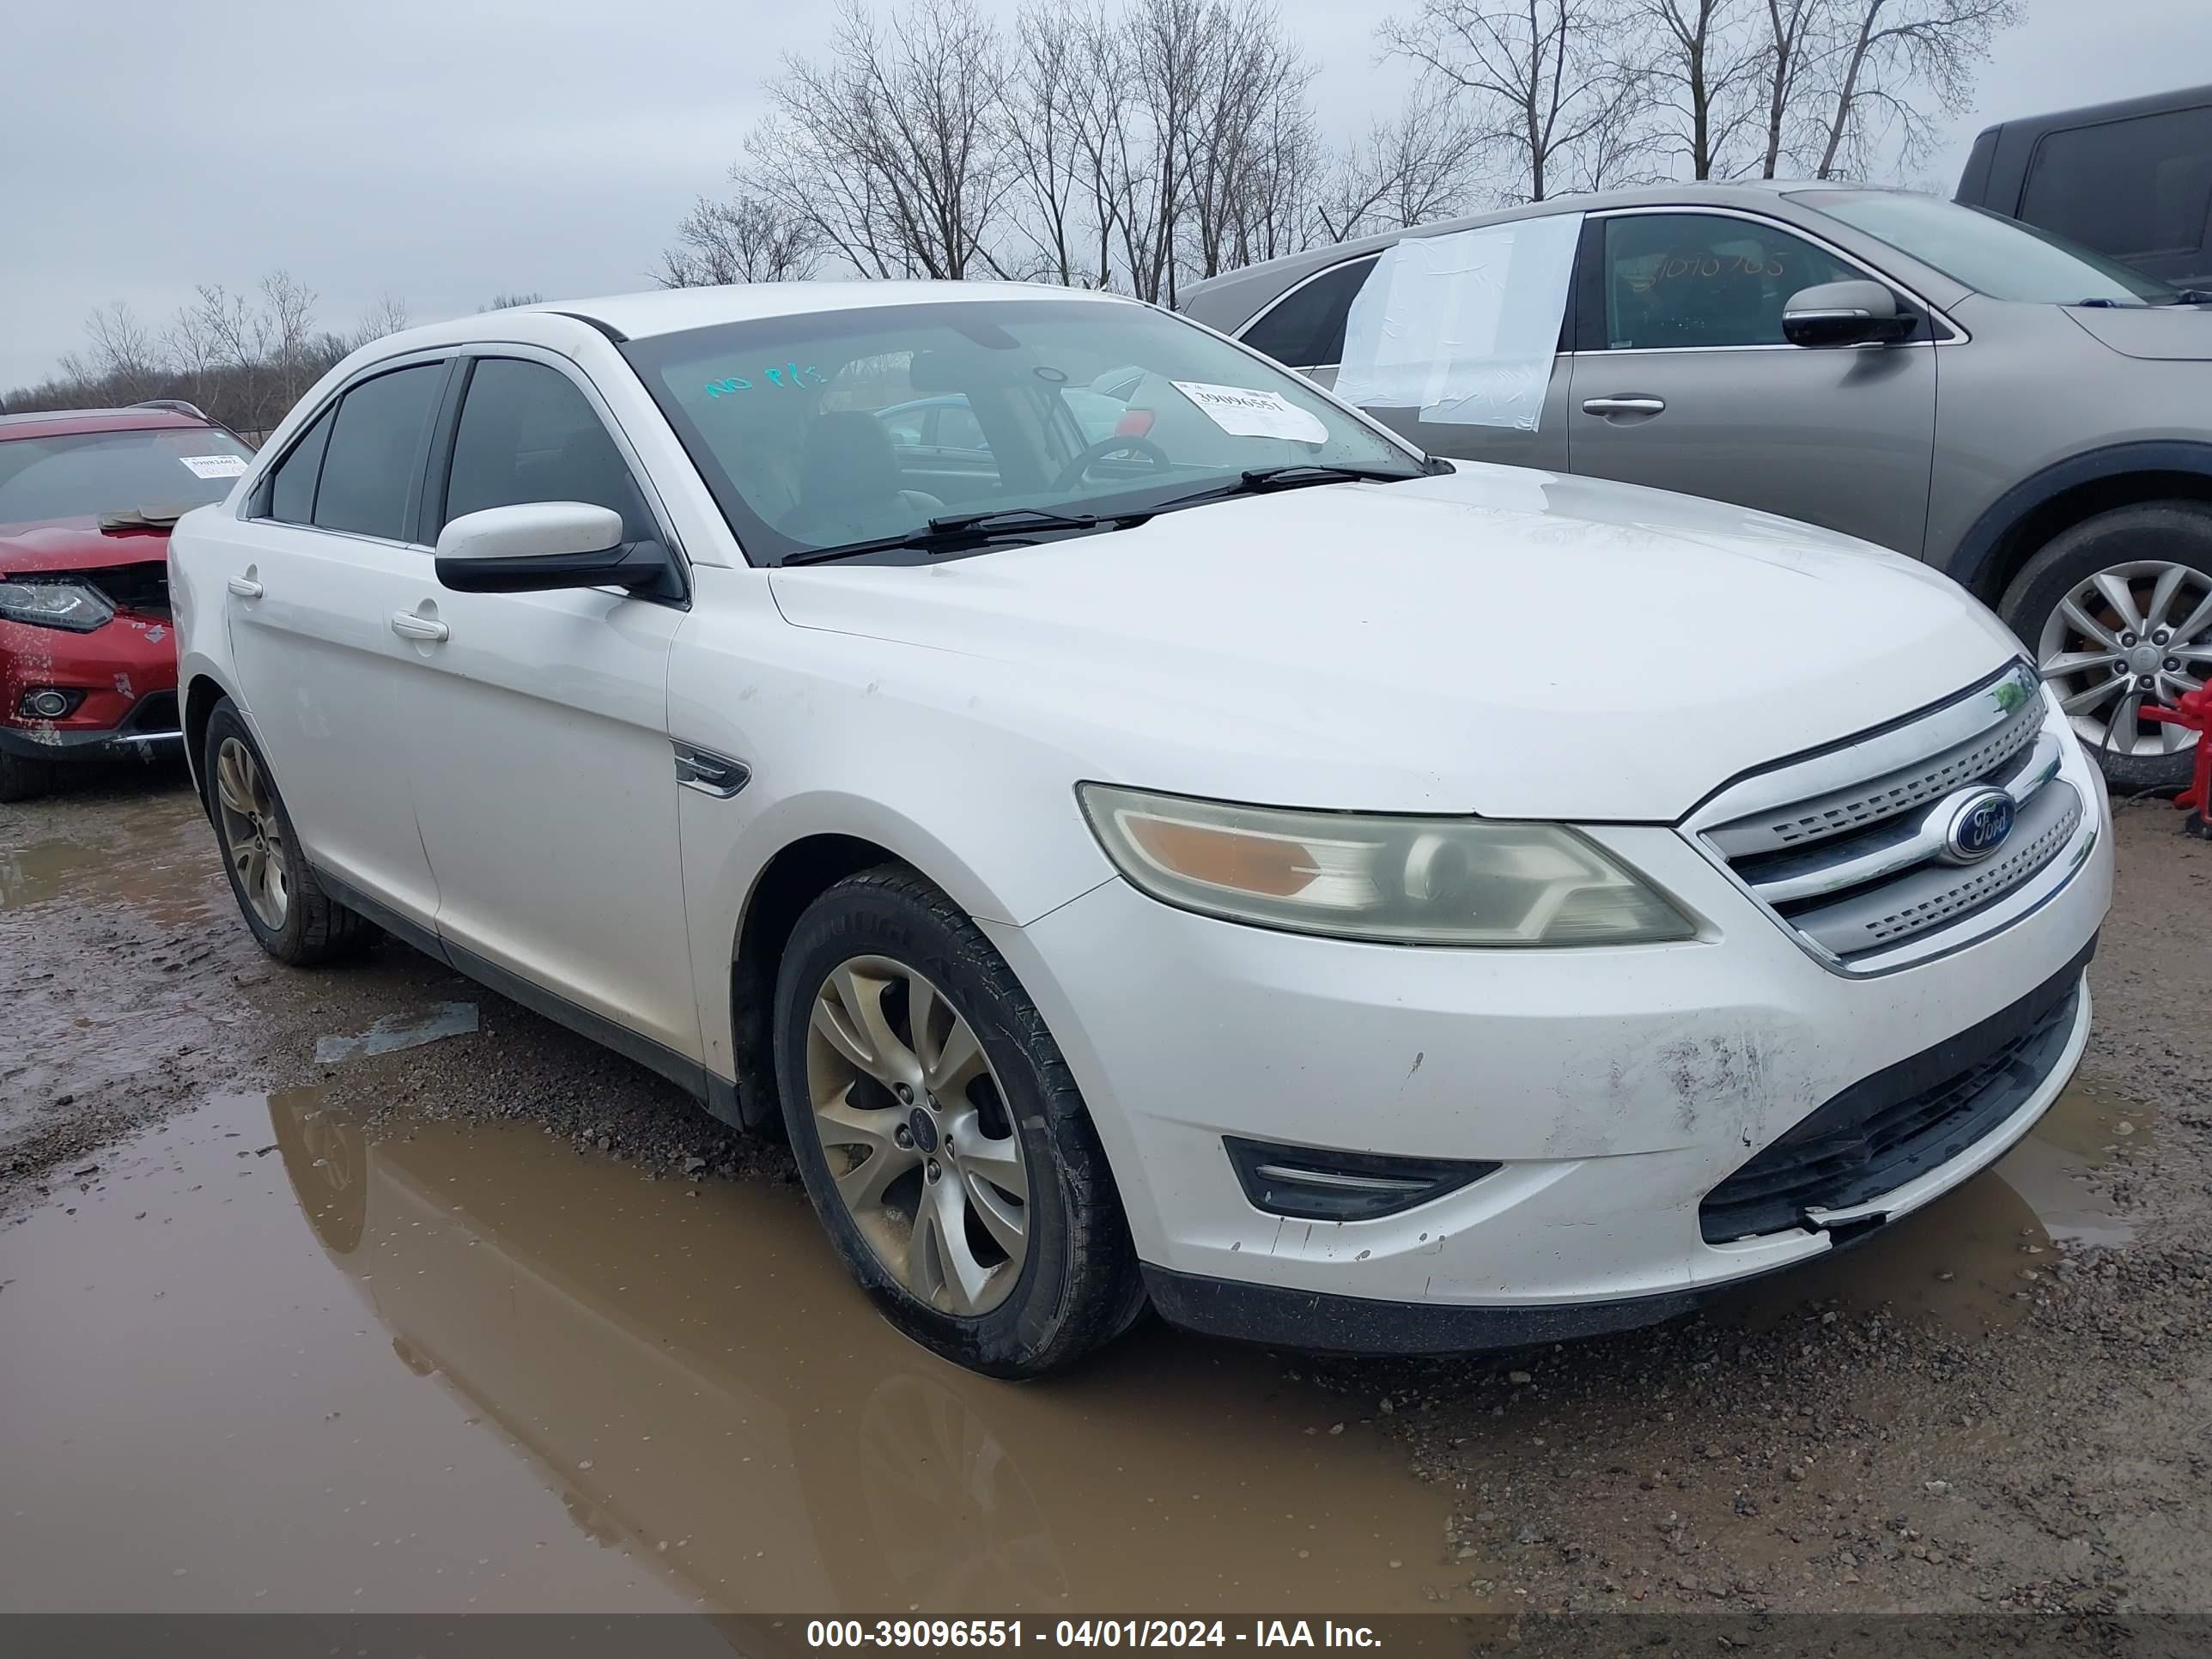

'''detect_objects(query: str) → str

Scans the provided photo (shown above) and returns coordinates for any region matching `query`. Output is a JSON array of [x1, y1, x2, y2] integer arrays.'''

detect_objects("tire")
[[2000, 502, 2212, 797], [771, 864, 1143, 1378], [201, 700, 374, 965], [0, 750, 56, 803]]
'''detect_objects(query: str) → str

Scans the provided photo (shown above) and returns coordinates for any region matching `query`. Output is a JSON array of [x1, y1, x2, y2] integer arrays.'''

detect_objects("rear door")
[[1237, 246, 1574, 472], [1565, 209, 1938, 556], [223, 358, 453, 926], [398, 349, 701, 1062]]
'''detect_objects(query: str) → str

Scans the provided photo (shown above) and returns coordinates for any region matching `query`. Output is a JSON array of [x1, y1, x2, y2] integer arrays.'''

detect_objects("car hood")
[[767, 465, 2023, 820], [2064, 303, 2212, 361], [0, 516, 171, 574]]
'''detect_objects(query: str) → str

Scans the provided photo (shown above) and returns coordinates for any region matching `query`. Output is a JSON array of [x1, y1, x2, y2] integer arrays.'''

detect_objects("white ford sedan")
[[170, 283, 2111, 1376]]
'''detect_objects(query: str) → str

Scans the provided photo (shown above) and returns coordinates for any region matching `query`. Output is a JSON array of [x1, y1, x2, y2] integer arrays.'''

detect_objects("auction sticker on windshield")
[[179, 455, 249, 480], [1170, 381, 1328, 445]]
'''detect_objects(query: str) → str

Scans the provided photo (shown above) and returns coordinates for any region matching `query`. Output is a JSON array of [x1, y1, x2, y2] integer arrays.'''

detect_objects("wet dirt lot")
[[3, 763, 2209, 1615]]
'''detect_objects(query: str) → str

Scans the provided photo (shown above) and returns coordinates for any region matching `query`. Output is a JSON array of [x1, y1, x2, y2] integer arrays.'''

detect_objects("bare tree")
[[1808, 0, 2021, 179], [658, 189, 821, 285], [752, 0, 1014, 280], [82, 302, 161, 401], [351, 292, 411, 348], [1000, 0, 1109, 285], [1316, 88, 1486, 241], [1632, 0, 1764, 179], [1381, 0, 1635, 204]]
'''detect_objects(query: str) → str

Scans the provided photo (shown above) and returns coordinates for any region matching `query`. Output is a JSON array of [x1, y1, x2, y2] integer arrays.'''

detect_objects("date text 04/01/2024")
[[804, 1620, 1385, 1649]]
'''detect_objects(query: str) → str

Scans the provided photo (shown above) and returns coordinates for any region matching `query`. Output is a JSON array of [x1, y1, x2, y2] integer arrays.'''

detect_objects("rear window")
[[2021, 108, 2212, 262], [0, 427, 253, 528]]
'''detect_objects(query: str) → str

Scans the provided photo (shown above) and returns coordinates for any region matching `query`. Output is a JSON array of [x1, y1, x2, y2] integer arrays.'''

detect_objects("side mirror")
[[434, 501, 673, 596], [1782, 280, 1919, 348]]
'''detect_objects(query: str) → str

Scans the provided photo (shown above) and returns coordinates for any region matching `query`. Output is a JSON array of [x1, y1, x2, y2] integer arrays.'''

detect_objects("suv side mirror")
[[1782, 280, 1919, 348], [434, 501, 674, 597]]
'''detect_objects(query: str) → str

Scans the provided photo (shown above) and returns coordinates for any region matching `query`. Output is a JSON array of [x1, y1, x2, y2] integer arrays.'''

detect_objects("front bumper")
[[0, 611, 181, 761], [980, 759, 2111, 1346]]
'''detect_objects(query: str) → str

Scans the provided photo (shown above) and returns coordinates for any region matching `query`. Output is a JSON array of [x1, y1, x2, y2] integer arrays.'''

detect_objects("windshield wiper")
[[1141, 462, 1431, 516], [781, 506, 1121, 567]]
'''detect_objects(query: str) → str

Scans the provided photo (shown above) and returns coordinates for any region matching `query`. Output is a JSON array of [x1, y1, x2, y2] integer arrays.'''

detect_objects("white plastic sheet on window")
[[1332, 212, 1583, 430]]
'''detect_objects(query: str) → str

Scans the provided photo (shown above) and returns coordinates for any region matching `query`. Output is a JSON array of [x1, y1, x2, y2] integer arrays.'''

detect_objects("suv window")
[[2021, 107, 2212, 262], [443, 358, 652, 541], [312, 364, 446, 541], [1240, 255, 1380, 368], [1598, 214, 1863, 350], [266, 406, 334, 525], [934, 401, 988, 452]]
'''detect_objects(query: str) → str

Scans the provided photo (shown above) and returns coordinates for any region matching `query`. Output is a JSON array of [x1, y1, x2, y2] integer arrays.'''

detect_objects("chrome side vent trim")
[[672, 743, 750, 798]]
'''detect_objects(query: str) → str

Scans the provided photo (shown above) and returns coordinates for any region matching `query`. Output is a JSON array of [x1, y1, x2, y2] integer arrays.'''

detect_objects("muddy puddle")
[[1717, 1075, 2154, 1335], [0, 786, 233, 1142], [0, 1091, 1455, 1613], [0, 783, 216, 921]]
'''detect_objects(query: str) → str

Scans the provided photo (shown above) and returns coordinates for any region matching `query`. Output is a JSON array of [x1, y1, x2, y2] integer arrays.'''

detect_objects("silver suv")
[[1181, 182, 2212, 793]]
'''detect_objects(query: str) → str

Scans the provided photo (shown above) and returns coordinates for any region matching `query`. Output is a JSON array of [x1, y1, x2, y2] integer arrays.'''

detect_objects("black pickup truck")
[[1958, 84, 2212, 292]]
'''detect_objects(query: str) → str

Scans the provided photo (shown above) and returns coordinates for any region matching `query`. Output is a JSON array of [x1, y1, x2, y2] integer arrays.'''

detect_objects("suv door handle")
[[228, 575, 264, 599], [1581, 395, 1667, 416], [389, 612, 449, 643]]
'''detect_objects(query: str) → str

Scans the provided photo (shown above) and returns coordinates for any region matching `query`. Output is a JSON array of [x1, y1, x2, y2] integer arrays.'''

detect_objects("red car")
[[0, 404, 254, 800]]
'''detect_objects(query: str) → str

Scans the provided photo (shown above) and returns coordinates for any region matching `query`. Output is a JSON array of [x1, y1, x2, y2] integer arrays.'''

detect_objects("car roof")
[[397, 280, 1145, 352], [1179, 179, 1918, 301], [0, 407, 216, 441]]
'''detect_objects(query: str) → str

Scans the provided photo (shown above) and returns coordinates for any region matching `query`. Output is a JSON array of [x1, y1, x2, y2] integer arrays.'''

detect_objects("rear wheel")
[[0, 750, 56, 804], [772, 864, 1142, 1377], [2002, 502, 2212, 796], [202, 700, 374, 964]]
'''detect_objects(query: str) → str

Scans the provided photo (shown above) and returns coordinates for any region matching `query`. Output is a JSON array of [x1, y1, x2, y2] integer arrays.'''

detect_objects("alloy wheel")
[[213, 736, 290, 930], [2038, 559, 2212, 757], [805, 955, 1030, 1316]]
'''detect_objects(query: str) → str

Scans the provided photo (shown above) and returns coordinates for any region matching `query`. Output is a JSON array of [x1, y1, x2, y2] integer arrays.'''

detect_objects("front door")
[[398, 352, 702, 1061], [1565, 210, 1938, 556], [222, 359, 453, 927]]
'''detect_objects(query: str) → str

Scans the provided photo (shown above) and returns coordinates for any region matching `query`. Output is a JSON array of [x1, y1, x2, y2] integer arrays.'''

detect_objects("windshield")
[[1791, 190, 2179, 305], [0, 426, 253, 530], [621, 297, 1425, 564]]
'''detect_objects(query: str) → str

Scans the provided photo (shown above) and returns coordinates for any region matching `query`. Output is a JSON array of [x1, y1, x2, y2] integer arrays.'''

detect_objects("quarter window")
[[311, 364, 447, 541], [1598, 215, 1863, 350], [265, 406, 333, 525], [442, 358, 653, 543], [1240, 255, 1380, 368]]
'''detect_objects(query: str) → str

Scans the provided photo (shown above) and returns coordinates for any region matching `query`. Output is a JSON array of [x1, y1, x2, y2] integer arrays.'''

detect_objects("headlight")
[[1078, 784, 1697, 946], [0, 578, 115, 634]]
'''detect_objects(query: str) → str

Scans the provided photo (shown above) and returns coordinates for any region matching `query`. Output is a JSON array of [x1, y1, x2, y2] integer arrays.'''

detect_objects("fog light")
[[1224, 1135, 1498, 1222], [21, 688, 82, 720]]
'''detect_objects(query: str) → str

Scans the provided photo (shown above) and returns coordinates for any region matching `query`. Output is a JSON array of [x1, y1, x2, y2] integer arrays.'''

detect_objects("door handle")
[[1581, 395, 1667, 416], [228, 575, 264, 599], [389, 611, 450, 643]]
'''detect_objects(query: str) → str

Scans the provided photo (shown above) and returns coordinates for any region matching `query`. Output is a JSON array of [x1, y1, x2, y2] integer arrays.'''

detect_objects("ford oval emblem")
[[1943, 788, 2016, 863]]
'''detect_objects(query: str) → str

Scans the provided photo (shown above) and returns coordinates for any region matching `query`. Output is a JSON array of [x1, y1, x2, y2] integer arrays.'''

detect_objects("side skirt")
[[309, 861, 746, 1131]]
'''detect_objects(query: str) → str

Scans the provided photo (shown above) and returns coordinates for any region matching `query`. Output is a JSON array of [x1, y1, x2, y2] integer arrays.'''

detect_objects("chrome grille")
[[1691, 663, 2095, 972]]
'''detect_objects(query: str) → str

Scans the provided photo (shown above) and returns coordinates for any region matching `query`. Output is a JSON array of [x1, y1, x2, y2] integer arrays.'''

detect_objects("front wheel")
[[2002, 502, 2212, 795], [771, 865, 1142, 1377]]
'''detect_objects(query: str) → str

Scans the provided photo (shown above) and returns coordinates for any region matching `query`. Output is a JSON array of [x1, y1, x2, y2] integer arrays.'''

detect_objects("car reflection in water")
[[265, 1093, 1451, 1616]]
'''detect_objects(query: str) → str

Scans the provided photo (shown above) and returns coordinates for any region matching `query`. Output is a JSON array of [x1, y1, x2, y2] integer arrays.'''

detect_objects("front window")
[[1792, 190, 2179, 305], [1597, 213, 1867, 350], [0, 427, 253, 529], [621, 297, 1425, 564]]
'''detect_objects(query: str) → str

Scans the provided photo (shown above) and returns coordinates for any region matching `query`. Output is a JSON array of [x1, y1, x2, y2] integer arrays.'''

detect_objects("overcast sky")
[[7, 0, 2208, 393]]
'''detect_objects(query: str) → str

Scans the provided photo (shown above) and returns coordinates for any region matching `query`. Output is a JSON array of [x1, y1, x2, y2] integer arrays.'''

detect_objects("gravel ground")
[[3, 756, 2208, 1615]]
